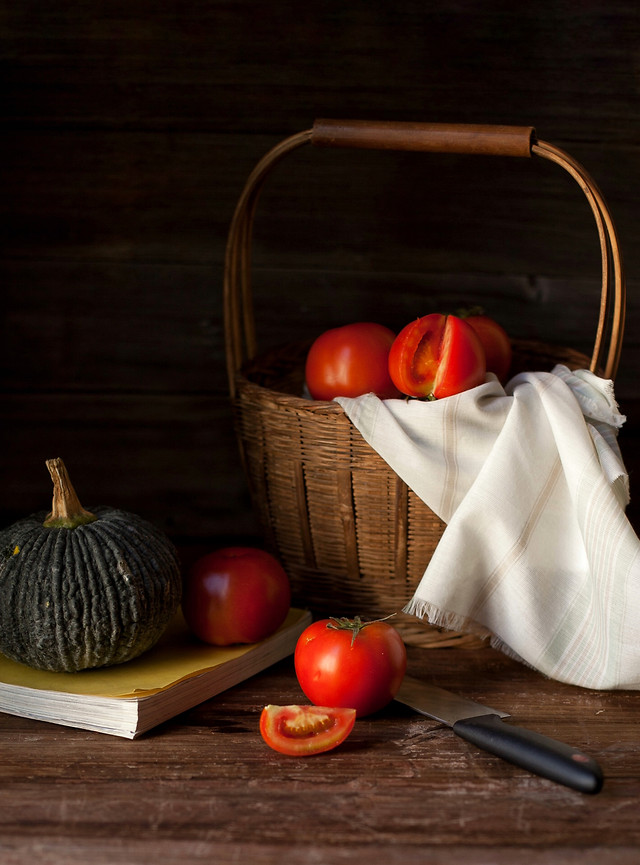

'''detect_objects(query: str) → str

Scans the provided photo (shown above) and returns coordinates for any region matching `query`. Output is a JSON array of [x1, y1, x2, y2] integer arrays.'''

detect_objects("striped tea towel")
[[336, 366, 640, 690]]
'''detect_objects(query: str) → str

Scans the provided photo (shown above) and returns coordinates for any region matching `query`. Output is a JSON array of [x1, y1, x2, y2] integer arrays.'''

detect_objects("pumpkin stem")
[[43, 458, 98, 529]]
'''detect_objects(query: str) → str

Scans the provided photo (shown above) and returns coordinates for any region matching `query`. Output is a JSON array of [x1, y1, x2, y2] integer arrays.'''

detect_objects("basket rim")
[[234, 335, 595, 411]]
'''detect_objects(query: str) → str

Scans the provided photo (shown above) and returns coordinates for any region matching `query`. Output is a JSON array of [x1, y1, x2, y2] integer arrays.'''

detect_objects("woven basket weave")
[[224, 120, 625, 648]]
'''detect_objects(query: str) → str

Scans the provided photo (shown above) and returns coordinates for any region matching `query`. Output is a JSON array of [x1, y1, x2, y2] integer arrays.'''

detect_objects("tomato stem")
[[456, 305, 485, 318], [326, 613, 397, 646]]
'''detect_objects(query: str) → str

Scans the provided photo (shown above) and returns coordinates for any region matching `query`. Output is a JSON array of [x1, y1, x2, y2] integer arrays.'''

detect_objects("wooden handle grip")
[[312, 119, 536, 157]]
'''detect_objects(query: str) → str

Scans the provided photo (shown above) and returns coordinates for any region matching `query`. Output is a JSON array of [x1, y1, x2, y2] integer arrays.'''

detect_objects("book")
[[0, 607, 312, 739]]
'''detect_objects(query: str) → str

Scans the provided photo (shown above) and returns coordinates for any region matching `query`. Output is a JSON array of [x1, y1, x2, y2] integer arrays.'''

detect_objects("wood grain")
[[0, 393, 257, 540], [2, 1, 638, 141], [1, 1, 640, 545], [0, 645, 639, 864]]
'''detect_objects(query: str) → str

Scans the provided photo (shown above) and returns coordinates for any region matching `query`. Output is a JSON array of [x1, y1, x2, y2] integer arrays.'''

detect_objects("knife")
[[395, 675, 603, 794]]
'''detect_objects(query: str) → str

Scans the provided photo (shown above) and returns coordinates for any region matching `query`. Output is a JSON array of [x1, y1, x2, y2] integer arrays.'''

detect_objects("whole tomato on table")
[[182, 547, 291, 646], [388, 313, 486, 399], [294, 616, 407, 717], [305, 322, 400, 400]]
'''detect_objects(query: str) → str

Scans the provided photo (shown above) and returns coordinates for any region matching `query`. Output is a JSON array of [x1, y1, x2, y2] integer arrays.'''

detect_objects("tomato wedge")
[[388, 313, 486, 399], [259, 704, 356, 756]]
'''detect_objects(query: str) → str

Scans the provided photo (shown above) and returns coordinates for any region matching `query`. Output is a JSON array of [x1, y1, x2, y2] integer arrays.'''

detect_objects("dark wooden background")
[[2, 0, 639, 548]]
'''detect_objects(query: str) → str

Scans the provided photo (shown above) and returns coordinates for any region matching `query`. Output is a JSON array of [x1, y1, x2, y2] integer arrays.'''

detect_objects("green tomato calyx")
[[326, 613, 396, 646], [455, 305, 485, 319]]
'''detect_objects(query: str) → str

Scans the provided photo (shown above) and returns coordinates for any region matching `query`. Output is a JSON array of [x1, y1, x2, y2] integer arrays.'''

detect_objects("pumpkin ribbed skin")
[[0, 507, 182, 672]]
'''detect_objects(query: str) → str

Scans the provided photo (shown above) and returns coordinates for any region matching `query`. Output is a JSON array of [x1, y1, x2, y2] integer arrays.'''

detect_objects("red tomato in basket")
[[388, 313, 486, 399], [294, 616, 407, 717], [305, 322, 401, 400], [259, 704, 356, 756], [464, 313, 513, 383], [182, 547, 291, 646]]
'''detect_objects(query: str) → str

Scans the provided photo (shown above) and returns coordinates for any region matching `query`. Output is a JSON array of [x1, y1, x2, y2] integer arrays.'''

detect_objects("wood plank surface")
[[2, 259, 631, 394], [0, 392, 259, 540], [2, 2, 639, 544], [2, 1, 638, 141], [0, 644, 639, 864]]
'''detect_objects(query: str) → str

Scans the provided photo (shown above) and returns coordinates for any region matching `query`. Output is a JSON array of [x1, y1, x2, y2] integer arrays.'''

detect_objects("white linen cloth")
[[336, 366, 640, 690]]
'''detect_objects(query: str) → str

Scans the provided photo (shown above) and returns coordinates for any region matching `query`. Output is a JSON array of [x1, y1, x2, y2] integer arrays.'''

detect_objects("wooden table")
[[1, 642, 638, 864]]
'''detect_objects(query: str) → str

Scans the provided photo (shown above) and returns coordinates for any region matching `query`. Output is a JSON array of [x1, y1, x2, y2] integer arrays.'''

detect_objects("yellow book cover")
[[0, 607, 312, 738]]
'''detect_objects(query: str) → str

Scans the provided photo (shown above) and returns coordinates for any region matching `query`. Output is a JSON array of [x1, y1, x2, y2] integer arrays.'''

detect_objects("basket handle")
[[224, 120, 625, 397], [311, 118, 535, 157]]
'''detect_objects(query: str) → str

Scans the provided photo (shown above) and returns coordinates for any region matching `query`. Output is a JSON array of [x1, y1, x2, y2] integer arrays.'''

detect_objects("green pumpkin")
[[0, 458, 182, 672]]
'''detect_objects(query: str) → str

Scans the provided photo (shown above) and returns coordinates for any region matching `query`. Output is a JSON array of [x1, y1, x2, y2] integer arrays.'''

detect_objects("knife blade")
[[395, 675, 603, 794]]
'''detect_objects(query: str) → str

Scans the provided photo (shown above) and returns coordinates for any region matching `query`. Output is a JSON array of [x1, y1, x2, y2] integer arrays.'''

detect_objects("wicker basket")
[[223, 120, 625, 648]]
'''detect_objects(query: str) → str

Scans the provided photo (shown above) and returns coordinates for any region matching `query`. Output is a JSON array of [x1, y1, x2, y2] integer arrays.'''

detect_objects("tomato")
[[182, 547, 291, 646], [388, 313, 486, 399], [305, 322, 401, 401], [464, 313, 513, 383], [294, 616, 407, 717], [259, 704, 356, 756]]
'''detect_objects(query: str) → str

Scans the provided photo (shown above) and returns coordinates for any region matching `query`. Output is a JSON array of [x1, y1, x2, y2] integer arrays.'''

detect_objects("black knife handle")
[[452, 714, 603, 794]]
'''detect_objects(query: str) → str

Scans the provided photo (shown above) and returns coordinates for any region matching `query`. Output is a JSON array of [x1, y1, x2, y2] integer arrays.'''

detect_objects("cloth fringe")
[[403, 597, 533, 668], [402, 597, 492, 641]]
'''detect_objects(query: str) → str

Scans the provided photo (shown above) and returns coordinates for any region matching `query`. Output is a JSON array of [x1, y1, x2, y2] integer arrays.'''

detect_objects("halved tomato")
[[259, 704, 356, 756], [388, 313, 486, 399]]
